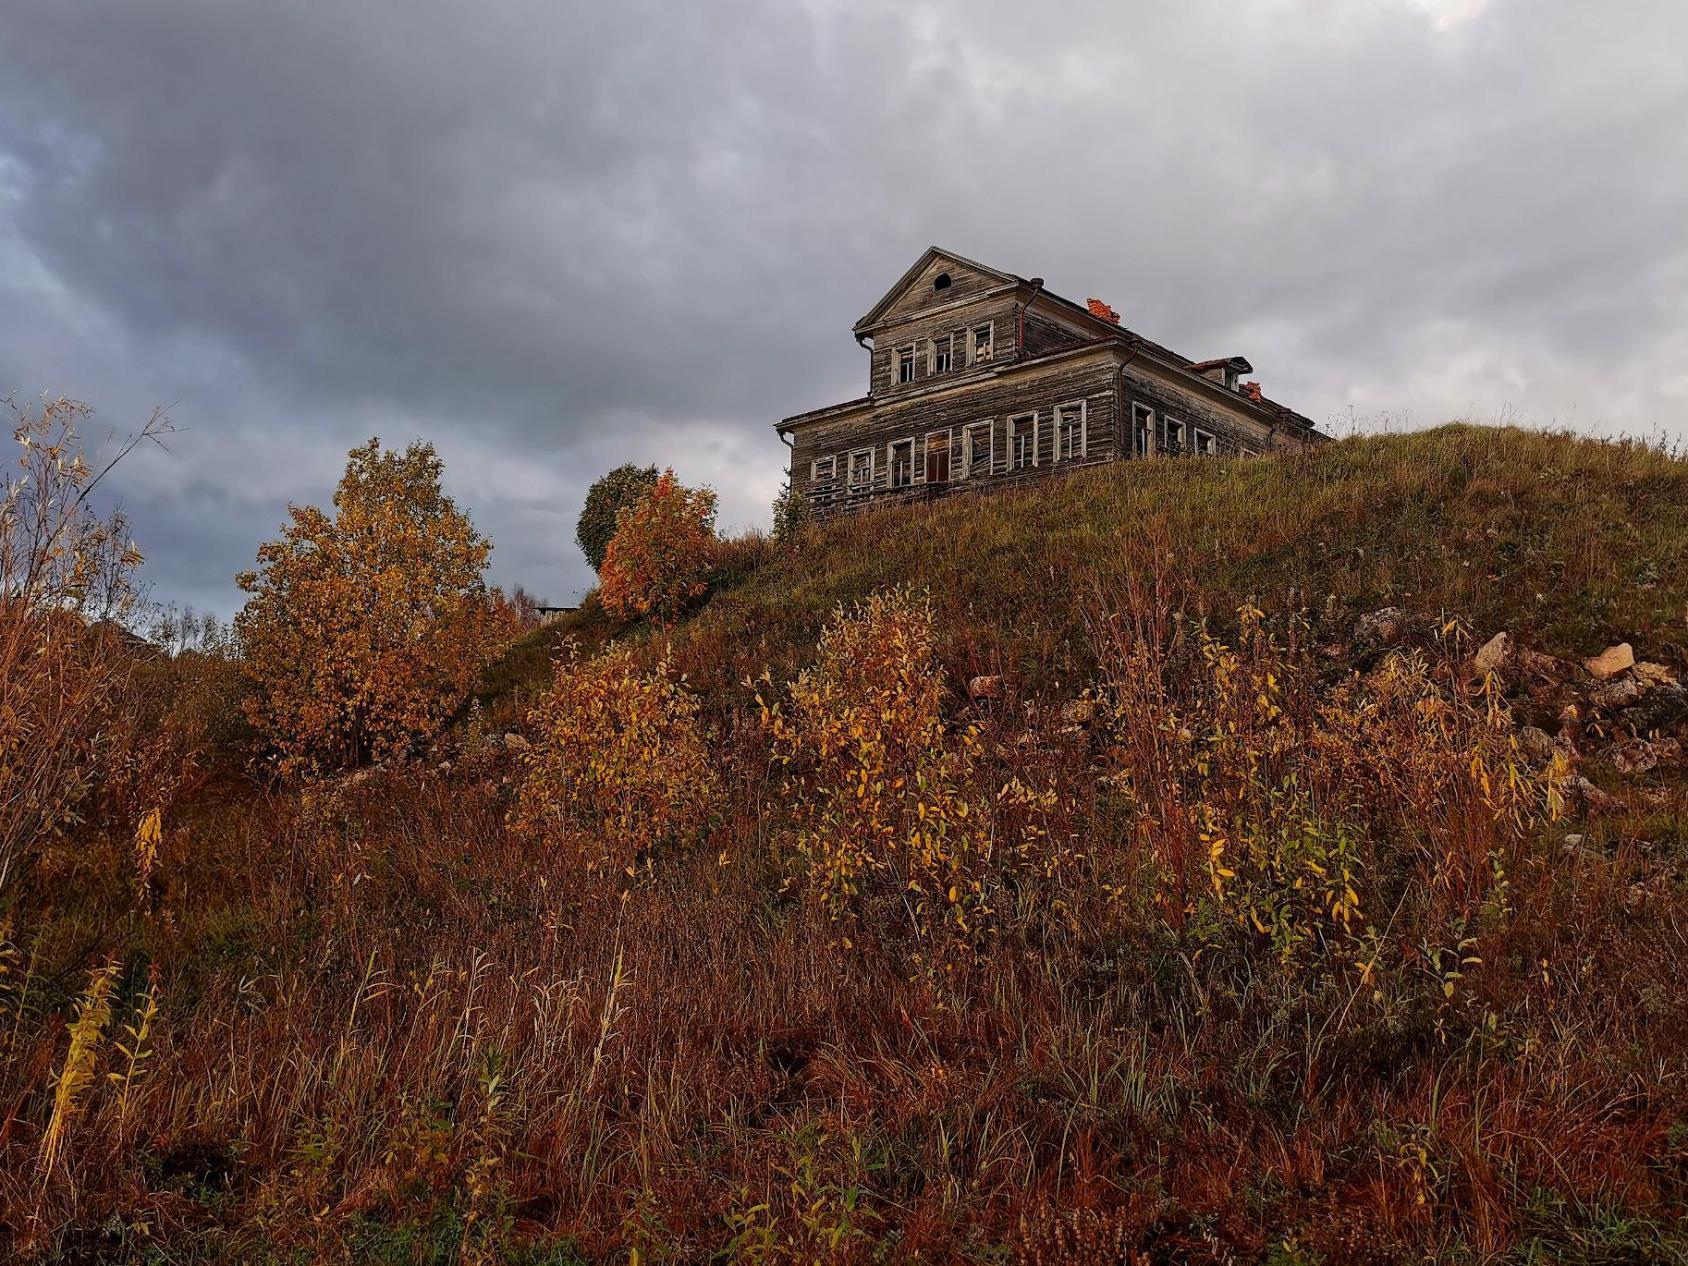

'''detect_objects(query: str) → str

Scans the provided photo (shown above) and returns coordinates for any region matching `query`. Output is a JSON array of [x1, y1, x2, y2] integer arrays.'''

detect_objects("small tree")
[[576, 463, 659, 572], [236, 438, 515, 775], [771, 474, 811, 541], [1, 397, 165, 895], [597, 469, 718, 627]]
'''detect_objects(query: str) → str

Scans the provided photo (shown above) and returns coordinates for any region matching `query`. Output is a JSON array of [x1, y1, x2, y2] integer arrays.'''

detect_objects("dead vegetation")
[[2, 421, 1687, 1263]]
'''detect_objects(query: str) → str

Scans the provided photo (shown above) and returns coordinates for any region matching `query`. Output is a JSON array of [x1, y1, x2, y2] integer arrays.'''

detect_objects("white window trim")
[[887, 436, 916, 489], [969, 322, 994, 366], [847, 447, 875, 492], [1131, 402, 1155, 456], [922, 428, 951, 484], [1008, 411, 1038, 469], [896, 345, 917, 385], [810, 455, 835, 483], [1163, 415, 1186, 454], [1055, 399, 1088, 462], [962, 420, 995, 478], [928, 334, 953, 376], [1193, 427, 1215, 456]]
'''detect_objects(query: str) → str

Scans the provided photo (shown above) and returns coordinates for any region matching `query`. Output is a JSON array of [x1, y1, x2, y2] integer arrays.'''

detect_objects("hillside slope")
[[496, 424, 1688, 706]]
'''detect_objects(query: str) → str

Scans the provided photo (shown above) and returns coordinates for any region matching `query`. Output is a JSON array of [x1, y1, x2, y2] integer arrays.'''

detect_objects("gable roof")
[[852, 245, 1019, 333]]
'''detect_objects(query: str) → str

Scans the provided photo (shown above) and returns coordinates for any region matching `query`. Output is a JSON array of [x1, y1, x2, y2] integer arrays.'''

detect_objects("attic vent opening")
[[933, 272, 952, 291]]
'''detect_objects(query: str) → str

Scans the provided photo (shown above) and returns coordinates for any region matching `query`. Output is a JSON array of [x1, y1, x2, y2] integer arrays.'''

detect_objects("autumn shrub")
[[597, 469, 718, 626], [236, 438, 518, 775], [0, 398, 166, 897], [1096, 597, 1560, 984], [761, 589, 1072, 953], [510, 646, 716, 873]]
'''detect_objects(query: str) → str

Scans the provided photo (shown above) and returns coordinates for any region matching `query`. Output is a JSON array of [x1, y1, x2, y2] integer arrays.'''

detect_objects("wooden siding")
[[870, 295, 1025, 399], [872, 256, 1005, 327], [1121, 369, 1280, 457], [792, 351, 1122, 517]]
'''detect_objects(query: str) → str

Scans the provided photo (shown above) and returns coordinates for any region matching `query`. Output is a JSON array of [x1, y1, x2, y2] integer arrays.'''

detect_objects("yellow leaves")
[[598, 470, 718, 627]]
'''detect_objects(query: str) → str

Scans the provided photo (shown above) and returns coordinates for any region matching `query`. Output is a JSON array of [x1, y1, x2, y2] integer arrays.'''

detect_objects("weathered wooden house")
[[777, 247, 1323, 516]]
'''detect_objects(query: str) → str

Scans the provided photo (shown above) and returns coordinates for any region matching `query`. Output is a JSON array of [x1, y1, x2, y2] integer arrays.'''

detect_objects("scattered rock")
[[1354, 606, 1408, 647], [1516, 725, 1555, 763], [1583, 643, 1635, 680], [503, 732, 530, 753], [1610, 741, 1662, 775], [1563, 774, 1620, 815], [1518, 649, 1572, 681], [1562, 833, 1585, 849], [968, 674, 1004, 701], [1634, 661, 1677, 688], [1473, 631, 1513, 676], [1058, 698, 1099, 727], [436, 760, 453, 774], [1591, 675, 1647, 712]]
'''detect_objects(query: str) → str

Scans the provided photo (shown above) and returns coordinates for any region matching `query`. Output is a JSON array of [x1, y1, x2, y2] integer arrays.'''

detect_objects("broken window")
[[1009, 413, 1037, 470], [925, 431, 951, 484], [930, 334, 953, 375], [1131, 403, 1154, 457], [897, 346, 916, 384], [1160, 415, 1185, 455], [810, 455, 835, 484], [970, 323, 993, 364], [889, 438, 914, 489], [964, 421, 993, 477], [848, 448, 874, 492], [1193, 428, 1216, 456], [1056, 402, 1086, 461]]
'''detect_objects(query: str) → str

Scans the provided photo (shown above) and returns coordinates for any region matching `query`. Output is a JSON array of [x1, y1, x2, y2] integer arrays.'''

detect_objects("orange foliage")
[[597, 469, 717, 627], [235, 438, 516, 775], [510, 646, 716, 873]]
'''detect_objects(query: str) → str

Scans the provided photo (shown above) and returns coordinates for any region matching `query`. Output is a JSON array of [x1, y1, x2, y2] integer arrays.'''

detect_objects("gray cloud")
[[2, 0, 1685, 613]]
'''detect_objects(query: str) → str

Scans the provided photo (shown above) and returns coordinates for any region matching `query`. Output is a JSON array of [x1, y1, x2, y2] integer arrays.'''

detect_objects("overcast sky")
[[3, 0, 1685, 615]]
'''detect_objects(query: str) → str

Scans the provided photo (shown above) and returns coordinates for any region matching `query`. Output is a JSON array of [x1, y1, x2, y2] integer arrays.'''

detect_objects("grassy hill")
[[9, 424, 1688, 1264], [495, 423, 1688, 707]]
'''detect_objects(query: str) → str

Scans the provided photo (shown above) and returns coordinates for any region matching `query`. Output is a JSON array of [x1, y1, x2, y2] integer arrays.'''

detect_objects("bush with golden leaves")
[[236, 438, 517, 775], [597, 469, 718, 627], [761, 589, 1069, 951], [1098, 602, 1560, 971], [510, 647, 715, 873]]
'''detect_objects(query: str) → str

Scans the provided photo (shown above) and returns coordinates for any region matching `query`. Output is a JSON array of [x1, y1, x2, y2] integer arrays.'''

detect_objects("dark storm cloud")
[[2, 0, 1685, 612]]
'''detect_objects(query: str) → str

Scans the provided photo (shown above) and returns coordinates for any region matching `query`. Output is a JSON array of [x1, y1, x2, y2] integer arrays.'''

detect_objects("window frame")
[[1131, 402, 1155, 457], [887, 436, 915, 489], [1055, 399, 1088, 462], [1193, 428, 1216, 456], [810, 454, 835, 484], [1160, 414, 1186, 455], [896, 345, 917, 385], [1008, 411, 1038, 470], [929, 334, 953, 376], [969, 322, 994, 365], [847, 447, 875, 493], [962, 420, 995, 479], [923, 428, 952, 484]]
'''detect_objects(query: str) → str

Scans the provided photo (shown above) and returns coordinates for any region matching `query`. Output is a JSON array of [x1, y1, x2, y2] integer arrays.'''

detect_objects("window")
[[963, 421, 993, 477], [848, 448, 874, 492], [1193, 428, 1216, 456], [933, 271, 952, 291], [929, 334, 953, 375], [970, 323, 994, 364], [925, 431, 951, 484], [810, 455, 835, 483], [1056, 401, 1087, 461], [1009, 412, 1037, 470], [1131, 403, 1154, 457], [897, 346, 916, 384], [1160, 415, 1186, 455], [889, 438, 914, 489]]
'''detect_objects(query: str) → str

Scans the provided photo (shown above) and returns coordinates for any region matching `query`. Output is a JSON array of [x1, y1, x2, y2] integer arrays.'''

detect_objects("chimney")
[[1243, 381, 1263, 402], [1086, 298, 1120, 324]]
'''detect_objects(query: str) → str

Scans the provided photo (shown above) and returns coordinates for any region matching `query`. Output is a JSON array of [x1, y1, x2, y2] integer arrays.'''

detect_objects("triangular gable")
[[852, 246, 1021, 333]]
